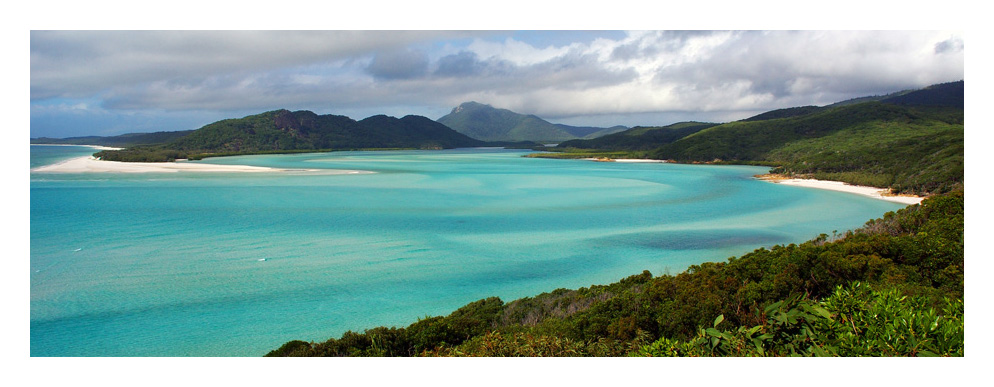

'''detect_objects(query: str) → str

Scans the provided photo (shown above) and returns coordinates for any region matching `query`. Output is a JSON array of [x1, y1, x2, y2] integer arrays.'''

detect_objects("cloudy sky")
[[30, 30, 964, 138]]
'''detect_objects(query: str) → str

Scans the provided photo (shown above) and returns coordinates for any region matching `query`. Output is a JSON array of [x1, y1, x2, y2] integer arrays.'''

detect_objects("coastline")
[[31, 155, 371, 175], [756, 174, 923, 205], [582, 157, 667, 163], [31, 143, 124, 151]]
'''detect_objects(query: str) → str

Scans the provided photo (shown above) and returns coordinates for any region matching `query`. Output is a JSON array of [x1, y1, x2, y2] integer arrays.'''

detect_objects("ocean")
[[29, 145, 905, 356]]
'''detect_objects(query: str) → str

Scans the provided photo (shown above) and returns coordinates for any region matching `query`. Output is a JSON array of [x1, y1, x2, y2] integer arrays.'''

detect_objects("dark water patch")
[[598, 229, 789, 251]]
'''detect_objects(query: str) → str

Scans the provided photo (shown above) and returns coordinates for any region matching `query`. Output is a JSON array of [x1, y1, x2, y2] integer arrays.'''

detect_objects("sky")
[[30, 29, 964, 138]]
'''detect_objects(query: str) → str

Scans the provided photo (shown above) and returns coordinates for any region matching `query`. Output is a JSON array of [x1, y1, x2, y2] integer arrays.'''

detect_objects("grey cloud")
[[366, 48, 430, 79], [434, 51, 483, 77], [433, 47, 637, 92], [31, 30, 472, 100], [651, 31, 963, 109], [523, 51, 638, 89], [935, 37, 964, 54], [610, 41, 662, 62], [612, 30, 722, 61], [33, 30, 964, 130]]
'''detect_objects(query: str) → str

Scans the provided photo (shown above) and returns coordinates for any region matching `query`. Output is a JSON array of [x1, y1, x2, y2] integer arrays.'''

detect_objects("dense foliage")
[[266, 190, 964, 357], [638, 283, 963, 357], [93, 147, 189, 162]]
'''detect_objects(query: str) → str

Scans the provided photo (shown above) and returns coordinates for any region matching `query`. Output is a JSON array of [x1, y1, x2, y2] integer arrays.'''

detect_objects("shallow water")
[[30, 146, 905, 356]]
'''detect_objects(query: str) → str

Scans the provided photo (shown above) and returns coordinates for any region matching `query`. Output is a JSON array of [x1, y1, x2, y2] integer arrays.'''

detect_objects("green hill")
[[437, 101, 627, 142], [92, 109, 486, 161], [557, 121, 718, 150], [879, 80, 964, 108], [741, 106, 823, 122], [556, 123, 629, 139], [535, 81, 963, 196], [653, 102, 962, 195]]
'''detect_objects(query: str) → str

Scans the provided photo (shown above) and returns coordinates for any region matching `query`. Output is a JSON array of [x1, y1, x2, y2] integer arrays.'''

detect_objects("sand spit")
[[757, 174, 923, 205], [32, 156, 371, 175], [583, 157, 668, 163], [32, 143, 124, 151]]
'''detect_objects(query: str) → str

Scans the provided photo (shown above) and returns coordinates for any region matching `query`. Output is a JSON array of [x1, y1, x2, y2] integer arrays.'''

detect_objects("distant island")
[[436, 101, 627, 142], [31, 110, 538, 162]]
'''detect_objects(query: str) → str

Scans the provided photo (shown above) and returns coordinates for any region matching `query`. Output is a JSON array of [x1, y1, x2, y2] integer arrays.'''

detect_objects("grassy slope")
[[647, 103, 962, 195], [765, 114, 963, 193]]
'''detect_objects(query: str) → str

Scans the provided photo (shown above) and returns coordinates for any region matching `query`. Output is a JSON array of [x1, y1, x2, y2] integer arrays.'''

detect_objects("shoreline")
[[31, 155, 372, 175], [755, 174, 924, 205], [582, 157, 668, 163], [31, 143, 124, 151]]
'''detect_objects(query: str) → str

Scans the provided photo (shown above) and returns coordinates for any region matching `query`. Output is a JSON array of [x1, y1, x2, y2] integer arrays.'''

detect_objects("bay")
[[29, 146, 904, 356]]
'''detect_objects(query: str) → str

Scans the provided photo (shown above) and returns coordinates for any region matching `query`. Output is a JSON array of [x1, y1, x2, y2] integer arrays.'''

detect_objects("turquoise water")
[[30, 145, 905, 356]]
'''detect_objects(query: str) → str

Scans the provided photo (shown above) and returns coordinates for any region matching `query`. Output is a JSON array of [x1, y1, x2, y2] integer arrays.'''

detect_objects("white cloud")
[[466, 37, 574, 66], [31, 30, 965, 135], [30, 31, 470, 99]]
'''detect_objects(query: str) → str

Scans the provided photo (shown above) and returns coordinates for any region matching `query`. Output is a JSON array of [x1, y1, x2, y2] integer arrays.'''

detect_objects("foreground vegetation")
[[267, 190, 963, 357]]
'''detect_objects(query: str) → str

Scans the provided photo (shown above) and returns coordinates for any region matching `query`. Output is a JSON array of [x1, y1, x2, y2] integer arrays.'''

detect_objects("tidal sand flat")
[[30, 147, 907, 356], [31, 155, 370, 175]]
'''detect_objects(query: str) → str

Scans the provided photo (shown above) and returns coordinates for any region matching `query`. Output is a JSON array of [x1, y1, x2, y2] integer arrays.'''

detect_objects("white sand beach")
[[613, 159, 668, 163], [32, 143, 124, 151], [763, 177, 924, 205], [583, 158, 668, 163], [31, 156, 371, 175]]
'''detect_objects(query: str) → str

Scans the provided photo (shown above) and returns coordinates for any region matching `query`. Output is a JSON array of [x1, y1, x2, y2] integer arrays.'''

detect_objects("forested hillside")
[[91, 109, 486, 162], [653, 102, 962, 195], [540, 81, 964, 196], [267, 190, 964, 357], [556, 121, 718, 150]]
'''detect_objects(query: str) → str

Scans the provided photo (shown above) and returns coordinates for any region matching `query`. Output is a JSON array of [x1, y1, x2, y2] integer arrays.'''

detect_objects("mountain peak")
[[438, 102, 625, 142], [451, 101, 491, 115]]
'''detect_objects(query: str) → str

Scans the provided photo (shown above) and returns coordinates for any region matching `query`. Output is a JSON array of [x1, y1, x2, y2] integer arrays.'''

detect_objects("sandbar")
[[32, 156, 371, 175], [583, 158, 668, 163], [32, 143, 124, 151], [759, 176, 923, 205]]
